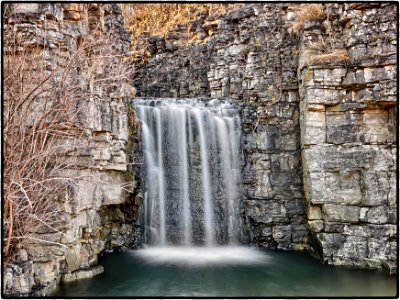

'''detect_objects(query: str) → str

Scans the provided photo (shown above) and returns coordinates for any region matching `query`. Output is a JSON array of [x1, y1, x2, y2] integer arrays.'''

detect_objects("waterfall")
[[135, 98, 242, 247]]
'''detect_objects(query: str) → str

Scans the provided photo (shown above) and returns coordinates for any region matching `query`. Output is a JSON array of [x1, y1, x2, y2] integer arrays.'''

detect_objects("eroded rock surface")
[[134, 2, 397, 271], [298, 3, 397, 273], [3, 3, 139, 296]]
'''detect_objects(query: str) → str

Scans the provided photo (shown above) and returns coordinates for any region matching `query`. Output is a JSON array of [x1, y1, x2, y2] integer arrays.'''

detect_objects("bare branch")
[[3, 15, 133, 263]]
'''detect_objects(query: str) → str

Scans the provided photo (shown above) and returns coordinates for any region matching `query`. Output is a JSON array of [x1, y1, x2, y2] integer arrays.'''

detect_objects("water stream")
[[135, 98, 242, 247]]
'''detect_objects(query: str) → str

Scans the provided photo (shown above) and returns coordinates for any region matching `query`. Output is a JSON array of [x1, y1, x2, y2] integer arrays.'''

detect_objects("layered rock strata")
[[3, 3, 139, 296], [2, 2, 397, 297], [298, 3, 397, 273]]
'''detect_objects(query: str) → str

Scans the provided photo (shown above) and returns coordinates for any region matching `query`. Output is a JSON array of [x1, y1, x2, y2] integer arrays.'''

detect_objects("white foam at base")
[[133, 246, 269, 266]]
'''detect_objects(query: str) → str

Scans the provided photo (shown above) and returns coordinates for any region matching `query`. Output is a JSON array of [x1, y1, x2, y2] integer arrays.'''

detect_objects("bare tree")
[[3, 13, 133, 263]]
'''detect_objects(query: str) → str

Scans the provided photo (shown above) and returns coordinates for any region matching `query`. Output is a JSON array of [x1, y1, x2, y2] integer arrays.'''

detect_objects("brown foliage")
[[3, 16, 133, 263], [121, 4, 242, 61], [290, 4, 326, 33], [309, 49, 349, 64]]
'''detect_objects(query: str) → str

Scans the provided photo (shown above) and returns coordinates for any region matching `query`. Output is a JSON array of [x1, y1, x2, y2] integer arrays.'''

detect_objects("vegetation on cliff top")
[[289, 4, 325, 33], [122, 4, 242, 61], [289, 4, 349, 65]]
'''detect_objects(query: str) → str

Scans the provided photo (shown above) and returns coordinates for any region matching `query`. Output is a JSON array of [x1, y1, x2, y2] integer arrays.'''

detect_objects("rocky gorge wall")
[[3, 3, 139, 296], [298, 3, 397, 272], [2, 2, 397, 298], [133, 2, 397, 271]]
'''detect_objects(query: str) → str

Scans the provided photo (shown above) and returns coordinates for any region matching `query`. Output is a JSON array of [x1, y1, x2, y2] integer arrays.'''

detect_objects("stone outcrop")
[[298, 3, 397, 273], [2, 3, 139, 296]]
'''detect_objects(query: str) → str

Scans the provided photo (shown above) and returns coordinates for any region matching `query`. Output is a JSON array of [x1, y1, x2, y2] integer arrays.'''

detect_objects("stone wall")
[[134, 3, 308, 251], [2, 3, 139, 296], [298, 3, 397, 273]]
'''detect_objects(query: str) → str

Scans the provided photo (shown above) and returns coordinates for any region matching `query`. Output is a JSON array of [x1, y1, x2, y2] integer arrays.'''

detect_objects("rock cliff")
[[298, 3, 397, 273], [134, 3, 308, 252], [3, 3, 139, 296]]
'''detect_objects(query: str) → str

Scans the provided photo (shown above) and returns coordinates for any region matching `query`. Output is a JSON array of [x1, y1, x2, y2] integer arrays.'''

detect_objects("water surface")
[[52, 247, 397, 297]]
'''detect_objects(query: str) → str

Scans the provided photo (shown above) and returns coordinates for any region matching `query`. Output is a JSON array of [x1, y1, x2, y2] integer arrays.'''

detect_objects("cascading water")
[[135, 98, 242, 248]]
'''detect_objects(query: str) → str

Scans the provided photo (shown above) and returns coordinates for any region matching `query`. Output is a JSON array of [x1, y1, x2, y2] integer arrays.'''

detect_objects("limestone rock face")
[[298, 3, 397, 273], [3, 3, 139, 296], [61, 265, 104, 283], [3, 261, 34, 296]]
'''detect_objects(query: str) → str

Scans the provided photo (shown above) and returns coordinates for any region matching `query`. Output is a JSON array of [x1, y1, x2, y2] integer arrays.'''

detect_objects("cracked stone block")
[[363, 110, 390, 143], [308, 220, 324, 232], [362, 171, 390, 206], [322, 204, 360, 223], [304, 88, 345, 105], [367, 206, 389, 224], [303, 111, 326, 145], [338, 236, 368, 259], [307, 205, 322, 220], [33, 261, 56, 286], [326, 112, 362, 144]]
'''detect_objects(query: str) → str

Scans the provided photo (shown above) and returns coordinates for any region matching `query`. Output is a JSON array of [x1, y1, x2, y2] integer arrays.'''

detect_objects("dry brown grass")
[[309, 49, 349, 64], [122, 4, 242, 61], [3, 16, 132, 263], [290, 4, 326, 33], [308, 39, 327, 51]]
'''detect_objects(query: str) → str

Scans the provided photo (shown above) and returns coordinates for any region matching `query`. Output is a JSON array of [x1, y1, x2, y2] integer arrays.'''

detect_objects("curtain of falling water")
[[135, 99, 242, 247], [177, 108, 191, 245], [193, 109, 215, 247], [155, 109, 166, 246]]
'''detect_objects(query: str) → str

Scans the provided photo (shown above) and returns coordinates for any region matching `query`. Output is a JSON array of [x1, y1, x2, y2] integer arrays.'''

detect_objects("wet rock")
[[61, 265, 104, 283], [3, 261, 34, 296]]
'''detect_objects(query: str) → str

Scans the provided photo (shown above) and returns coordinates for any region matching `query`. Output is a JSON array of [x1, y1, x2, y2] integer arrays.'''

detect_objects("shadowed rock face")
[[133, 4, 309, 252], [135, 98, 242, 247]]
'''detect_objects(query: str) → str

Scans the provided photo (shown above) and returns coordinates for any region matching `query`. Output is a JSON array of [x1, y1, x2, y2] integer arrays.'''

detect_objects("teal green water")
[[52, 249, 397, 297]]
